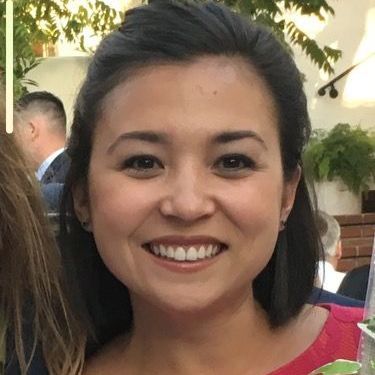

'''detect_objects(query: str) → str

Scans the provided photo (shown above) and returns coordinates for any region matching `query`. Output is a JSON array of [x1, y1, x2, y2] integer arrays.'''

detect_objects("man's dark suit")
[[40, 151, 70, 184]]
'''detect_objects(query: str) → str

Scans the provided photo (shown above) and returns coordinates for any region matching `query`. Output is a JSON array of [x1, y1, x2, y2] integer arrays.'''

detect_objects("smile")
[[147, 243, 227, 262]]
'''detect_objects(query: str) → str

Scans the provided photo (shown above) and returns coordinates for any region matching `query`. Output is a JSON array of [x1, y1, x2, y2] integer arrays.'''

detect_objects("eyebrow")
[[213, 130, 267, 149], [107, 129, 267, 154], [107, 131, 169, 154]]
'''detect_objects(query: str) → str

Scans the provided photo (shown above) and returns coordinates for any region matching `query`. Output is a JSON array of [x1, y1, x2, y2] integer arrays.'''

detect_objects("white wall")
[[26, 0, 375, 132], [26, 56, 90, 128], [292, 0, 375, 130]]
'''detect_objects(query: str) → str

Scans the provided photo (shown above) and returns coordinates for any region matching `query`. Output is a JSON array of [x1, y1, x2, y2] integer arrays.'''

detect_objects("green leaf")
[[309, 360, 361, 375], [303, 124, 375, 193]]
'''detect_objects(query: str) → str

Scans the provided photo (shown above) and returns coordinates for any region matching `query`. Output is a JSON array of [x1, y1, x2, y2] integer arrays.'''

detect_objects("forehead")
[[97, 56, 279, 142]]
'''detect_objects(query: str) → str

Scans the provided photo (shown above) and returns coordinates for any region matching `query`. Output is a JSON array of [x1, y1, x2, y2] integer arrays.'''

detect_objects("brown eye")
[[215, 154, 256, 171], [122, 155, 164, 172]]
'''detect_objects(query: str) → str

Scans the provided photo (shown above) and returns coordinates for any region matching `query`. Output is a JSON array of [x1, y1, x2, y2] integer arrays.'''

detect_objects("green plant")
[[303, 124, 375, 194], [1, 0, 341, 98], [216, 0, 342, 74], [310, 359, 361, 374], [0, 0, 122, 98]]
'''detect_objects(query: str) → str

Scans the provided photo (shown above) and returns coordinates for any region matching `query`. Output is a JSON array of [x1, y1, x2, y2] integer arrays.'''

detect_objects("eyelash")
[[121, 155, 163, 172], [213, 154, 257, 173], [121, 153, 257, 175]]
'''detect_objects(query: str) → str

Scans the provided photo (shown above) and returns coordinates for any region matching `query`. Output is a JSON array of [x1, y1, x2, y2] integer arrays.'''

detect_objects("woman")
[[61, 1, 363, 373], [0, 89, 86, 373]]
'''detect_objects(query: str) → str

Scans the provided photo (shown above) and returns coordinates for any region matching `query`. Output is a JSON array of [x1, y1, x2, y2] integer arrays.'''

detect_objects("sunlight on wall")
[[342, 8, 375, 107], [56, 0, 140, 56]]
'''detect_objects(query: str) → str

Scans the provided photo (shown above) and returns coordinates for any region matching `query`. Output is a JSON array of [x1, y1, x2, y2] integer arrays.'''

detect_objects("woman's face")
[[74, 56, 300, 313]]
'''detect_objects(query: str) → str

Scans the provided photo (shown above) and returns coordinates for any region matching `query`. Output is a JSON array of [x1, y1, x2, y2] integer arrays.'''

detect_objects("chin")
[[144, 287, 235, 318]]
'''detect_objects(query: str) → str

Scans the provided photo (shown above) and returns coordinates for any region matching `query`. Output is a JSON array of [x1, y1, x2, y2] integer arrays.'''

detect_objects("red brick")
[[341, 246, 357, 257], [363, 213, 375, 224], [342, 237, 374, 247], [358, 245, 373, 256], [335, 215, 349, 225], [335, 215, 363, 225], [357, 257, 371, 267], [362, 225, 375, 237], [341, 226, 362, 238]]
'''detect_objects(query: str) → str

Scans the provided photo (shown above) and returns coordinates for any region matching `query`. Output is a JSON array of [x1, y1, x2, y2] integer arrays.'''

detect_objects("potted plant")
[[303, 123, 375, 215]]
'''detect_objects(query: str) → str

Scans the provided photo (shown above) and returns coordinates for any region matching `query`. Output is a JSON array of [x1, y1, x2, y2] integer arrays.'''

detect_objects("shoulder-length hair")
[[61, 0, 321, 351]]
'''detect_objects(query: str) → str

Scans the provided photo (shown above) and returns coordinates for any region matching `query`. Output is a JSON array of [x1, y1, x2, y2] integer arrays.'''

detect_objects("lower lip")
[[146, 249, 223, 273]]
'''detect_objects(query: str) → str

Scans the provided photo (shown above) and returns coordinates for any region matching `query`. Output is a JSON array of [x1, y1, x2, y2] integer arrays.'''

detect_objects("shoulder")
[[269, 304, 363, 375], [314, 304, 363, 358], [319, 303, 363, 334], [323, 303, 364, 321], [51, 151, 70, 169], [342, 265, 370, 283]]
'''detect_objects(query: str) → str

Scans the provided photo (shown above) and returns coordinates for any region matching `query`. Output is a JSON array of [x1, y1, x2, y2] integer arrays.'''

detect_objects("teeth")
[[212, 245, 218, 256], [152, 244, 160, 255], [197, 246, 206, 259], [160, 245, 167, 257], [186, 246, 198, 261], [148, 244, 223, 262], [167, 246, 174, 258], [174, 247, 186, 261], [205, 244, 213, 257]]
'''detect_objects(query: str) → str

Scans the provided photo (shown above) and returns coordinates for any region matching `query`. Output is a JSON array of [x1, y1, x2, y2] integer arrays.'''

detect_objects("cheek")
[[88, 174, 158, 241], [221, 173, 284, 232]]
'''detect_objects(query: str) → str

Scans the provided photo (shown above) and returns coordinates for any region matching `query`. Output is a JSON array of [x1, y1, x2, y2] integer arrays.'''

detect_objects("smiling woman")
[[60, 1, 363, 374]]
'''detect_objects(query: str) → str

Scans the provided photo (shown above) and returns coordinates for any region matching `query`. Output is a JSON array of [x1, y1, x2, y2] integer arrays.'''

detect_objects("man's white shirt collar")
[[36, 148, 64, 181]]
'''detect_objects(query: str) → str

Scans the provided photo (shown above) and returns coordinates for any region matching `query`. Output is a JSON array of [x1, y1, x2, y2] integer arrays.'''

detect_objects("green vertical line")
[[5, 0, 14, 134]]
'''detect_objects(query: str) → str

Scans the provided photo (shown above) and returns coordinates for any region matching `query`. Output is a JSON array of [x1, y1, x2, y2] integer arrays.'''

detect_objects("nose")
[[159, 166, 216, 223]]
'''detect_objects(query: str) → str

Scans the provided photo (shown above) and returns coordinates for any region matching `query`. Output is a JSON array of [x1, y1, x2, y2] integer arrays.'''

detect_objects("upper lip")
[[145, 235, 227, 247]]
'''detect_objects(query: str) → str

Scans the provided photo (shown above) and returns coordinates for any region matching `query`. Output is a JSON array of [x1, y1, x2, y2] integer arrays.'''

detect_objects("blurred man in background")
[[317, 210, 346, 293], [15, 91, 69, 184]]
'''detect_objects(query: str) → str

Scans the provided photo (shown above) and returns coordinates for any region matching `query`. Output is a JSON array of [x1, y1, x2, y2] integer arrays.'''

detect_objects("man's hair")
[[316, 211, 341, 257], [16, 91, 66, 134]]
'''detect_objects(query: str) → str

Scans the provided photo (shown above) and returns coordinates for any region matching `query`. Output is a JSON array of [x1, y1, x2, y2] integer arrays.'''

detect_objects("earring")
[[280, 219, 287, 231], [81, 220, 91, 232]]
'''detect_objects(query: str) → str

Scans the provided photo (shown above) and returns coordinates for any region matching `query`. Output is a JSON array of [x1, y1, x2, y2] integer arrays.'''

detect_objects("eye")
[[213, 154, 256, 175], [121, 154, 164, 177]]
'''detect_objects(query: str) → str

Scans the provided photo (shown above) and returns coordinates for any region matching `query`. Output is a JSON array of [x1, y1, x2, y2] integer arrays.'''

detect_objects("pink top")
[[269, 304, 363, 375]]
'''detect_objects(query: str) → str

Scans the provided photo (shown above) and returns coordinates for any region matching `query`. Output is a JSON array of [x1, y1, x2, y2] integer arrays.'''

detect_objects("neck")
[[36, 139, 65, 168], [122, 290, 295, 375], [326, 256, 337, 269]]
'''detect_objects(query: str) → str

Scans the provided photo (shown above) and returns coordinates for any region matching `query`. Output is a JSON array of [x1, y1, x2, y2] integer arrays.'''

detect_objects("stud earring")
[[280, 219, 287, 231], [81, 220, 91, 232]]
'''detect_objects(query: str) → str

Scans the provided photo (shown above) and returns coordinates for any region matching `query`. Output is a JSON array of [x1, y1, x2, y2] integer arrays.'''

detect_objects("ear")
[[335, 240, 342, 260], [28, 120, 39, 142], [72, 182, 92, 231], [280, 166, 301, 224]]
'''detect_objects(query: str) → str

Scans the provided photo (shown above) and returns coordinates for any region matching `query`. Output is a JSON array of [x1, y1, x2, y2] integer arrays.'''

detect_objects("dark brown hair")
[[61, 0, 321, 350]]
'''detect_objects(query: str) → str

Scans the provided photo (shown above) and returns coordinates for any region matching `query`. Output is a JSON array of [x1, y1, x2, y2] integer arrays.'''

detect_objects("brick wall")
[[336, 213, 375, 272]]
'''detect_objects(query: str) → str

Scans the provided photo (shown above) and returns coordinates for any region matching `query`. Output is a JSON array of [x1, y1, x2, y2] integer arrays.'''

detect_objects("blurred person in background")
[[317, 210, 346, 293], [338, 264, 370, 301], [0, 87, 86, 374], [15, 91, 70, 184]]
